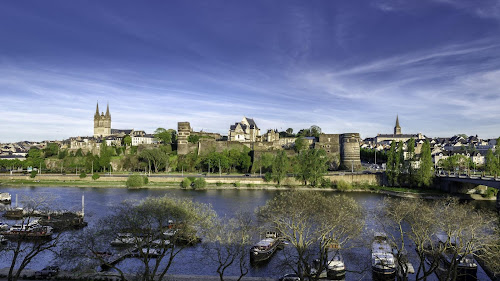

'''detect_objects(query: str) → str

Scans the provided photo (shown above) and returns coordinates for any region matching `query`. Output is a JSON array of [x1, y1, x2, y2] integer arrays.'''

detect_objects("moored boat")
[[3, 224, 53, 239], [0, 193, 11, 204], [250, 231, 281, 263], [371, 232, 396, 279], [311, 243, 346, 280], [110, 233, 137, 247], [326, 244, 346, 280], [435, 234, 477, 281]]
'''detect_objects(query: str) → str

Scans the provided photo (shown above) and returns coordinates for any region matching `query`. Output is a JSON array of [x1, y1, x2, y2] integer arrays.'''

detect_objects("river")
[[0, 186, 496, 280]]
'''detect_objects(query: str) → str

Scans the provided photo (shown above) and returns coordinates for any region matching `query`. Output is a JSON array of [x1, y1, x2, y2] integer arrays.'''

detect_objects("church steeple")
[[94, 102, 100, 119], [394, 115, 401, 135], [105, 102, 110, 117]]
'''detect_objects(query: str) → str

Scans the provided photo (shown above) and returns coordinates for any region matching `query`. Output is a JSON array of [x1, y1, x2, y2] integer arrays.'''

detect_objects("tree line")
[[386, 138, 434, 187]]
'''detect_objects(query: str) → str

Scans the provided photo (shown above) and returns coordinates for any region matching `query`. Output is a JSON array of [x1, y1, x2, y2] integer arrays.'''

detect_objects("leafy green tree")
[[154, 128, 177, 146], [238, 149, 252, 173], [272, 151, 289, 185], [140, 148, 169, 173], [386, 142, 397, 186], [295, 149, 327, 186], [92, 173, 100, 180], [122, 135, 132, 146], [98, 142, 111, 171], [188, 135, 201, 144], [405, 138, 416, 185], [286, 128, 293, 135], [26, 147, 44, 168], [75, 148, 83, 157], [417, 140, 433, 187], [485, 149, 498, 176], [394, 141, 404, 186], [294, 136, 307, 153], [43, 143, 59, 158], [309, 125, 321, 138], [154, 128, 171, 144]]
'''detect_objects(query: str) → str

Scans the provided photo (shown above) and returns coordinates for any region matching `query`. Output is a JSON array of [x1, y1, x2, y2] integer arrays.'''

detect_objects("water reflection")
[[0, 186, 495, 280]]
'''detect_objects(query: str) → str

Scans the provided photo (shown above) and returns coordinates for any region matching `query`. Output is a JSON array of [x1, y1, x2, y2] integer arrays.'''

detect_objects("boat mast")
[[81, 194, 85, 217]]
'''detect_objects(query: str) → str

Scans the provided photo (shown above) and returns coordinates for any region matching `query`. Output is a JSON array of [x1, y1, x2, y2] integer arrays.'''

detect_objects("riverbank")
[[0, 176, 496, 201], [0, 268, 275, 281]]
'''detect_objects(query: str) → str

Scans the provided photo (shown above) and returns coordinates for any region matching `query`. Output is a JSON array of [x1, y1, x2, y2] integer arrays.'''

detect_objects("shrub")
[[247, 183, 254, 188], [320, 178, 333, 189], [79, 172, 87, 179], [336, 180, 352, 191], [264, 172, 272, 182], [483, 187, 498, 198], [233, 182, 241, 188], [215, 181, 223, 186], [126, 174, 148, 188], [30, 170, 37, 178], [192, 178, 207, 189], [181, 178, 191, 189], [187, 176, 196, 182], [92, 173, 100, 180]]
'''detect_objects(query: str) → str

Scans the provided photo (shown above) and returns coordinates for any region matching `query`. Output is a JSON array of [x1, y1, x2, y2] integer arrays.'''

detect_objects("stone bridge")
[[436, 174, 500, 211]]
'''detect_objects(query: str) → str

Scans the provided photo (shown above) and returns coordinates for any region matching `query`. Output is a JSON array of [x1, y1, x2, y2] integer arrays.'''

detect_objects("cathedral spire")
[[105, 102, 110, 117], [95, 102, 100, 118]]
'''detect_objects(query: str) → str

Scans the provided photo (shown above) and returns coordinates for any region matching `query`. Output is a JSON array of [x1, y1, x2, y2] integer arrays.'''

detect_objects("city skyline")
[[1, 1, 500, 142]]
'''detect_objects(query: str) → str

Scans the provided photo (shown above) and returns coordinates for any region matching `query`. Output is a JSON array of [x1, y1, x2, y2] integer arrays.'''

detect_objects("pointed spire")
[[105, 102, 110, 117], [394, 115, 401, 135], [94, 102, 100, 119]]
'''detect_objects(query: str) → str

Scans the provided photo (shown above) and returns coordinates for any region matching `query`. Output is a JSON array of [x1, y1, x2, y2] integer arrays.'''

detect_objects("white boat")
[[0, 222, 9, 231], [0, 193, 11, 203], [110, 233, 138, 247], [326, 245, 346, 280], [372, 232, 396, 277], [311, 244, 346, 280]]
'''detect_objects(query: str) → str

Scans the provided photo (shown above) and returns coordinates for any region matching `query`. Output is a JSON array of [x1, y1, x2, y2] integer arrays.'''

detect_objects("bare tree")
[[257, 191, 364, 281], [62, 195, 216, 281], [204, 213, 253, 281], [437, 198, 497, 281], [381, 197, 498, 281], [380, 197, 441, 281], [3, 194, 63, 281]]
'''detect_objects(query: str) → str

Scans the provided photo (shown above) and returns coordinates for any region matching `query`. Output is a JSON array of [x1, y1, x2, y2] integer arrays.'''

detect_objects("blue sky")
[[1, 0, 500, 142]]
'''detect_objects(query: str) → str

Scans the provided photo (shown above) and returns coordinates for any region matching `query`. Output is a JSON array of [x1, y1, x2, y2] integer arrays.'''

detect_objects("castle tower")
[[340, 133, 361, 170], [394, 115, 401, 135], [93, 102, 112, 138], [177, 122, 191, 155]]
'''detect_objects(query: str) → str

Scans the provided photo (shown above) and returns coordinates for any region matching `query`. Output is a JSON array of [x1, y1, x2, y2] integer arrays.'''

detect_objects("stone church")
[[93, 102, 111, 137]]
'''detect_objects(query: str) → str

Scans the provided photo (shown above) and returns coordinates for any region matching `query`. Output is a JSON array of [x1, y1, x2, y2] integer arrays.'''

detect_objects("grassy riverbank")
[[0, 177, 448, 194]]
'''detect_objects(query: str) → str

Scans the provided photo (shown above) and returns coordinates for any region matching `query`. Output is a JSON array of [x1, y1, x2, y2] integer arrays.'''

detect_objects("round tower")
[[340, 133, 361, 170]]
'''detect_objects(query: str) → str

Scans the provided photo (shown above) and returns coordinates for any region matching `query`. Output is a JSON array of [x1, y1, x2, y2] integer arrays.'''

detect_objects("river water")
[[0, 186, 496, 280]]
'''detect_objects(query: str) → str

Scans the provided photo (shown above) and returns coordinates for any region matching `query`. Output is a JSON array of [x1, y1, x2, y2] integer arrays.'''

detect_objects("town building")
[[375, 116, 424, 143], [228, 117, 260, 142]]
